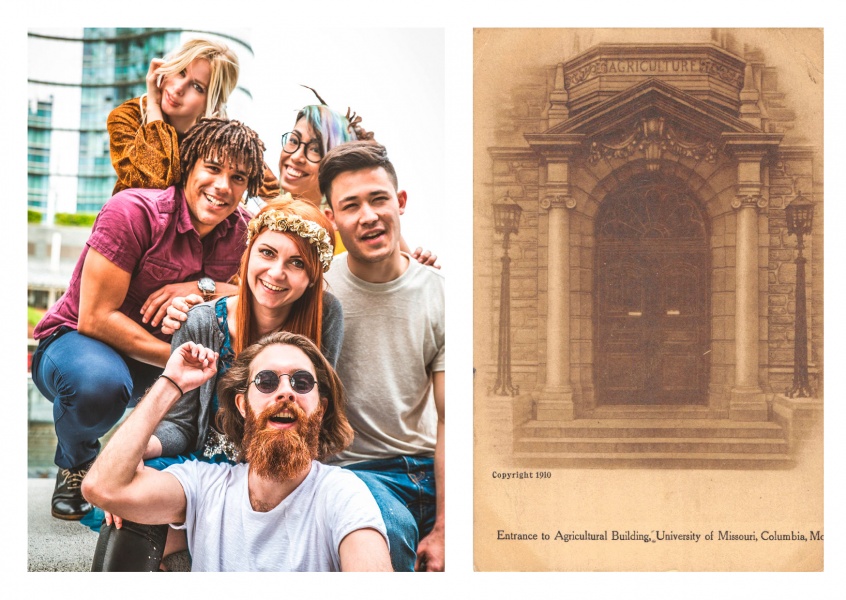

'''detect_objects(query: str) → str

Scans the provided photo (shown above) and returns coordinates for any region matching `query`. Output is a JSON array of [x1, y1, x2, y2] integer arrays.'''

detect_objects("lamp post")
[[492, 192, 522, 396], [784, 192, 814, 398]]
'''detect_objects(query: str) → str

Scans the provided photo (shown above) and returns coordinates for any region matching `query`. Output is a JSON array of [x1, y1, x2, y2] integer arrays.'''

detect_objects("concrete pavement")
[[28, 477, 189, 572], [28, 477, 98, 572]]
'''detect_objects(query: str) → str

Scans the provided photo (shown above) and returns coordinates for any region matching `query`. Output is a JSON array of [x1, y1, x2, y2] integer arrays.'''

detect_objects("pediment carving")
[[588, 116, 719, 171], [525, 79, 761, 162]]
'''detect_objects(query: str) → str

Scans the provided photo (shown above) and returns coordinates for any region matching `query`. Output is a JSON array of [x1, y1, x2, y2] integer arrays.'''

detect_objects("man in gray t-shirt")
[[319, 141, 446, 572], [82, 332, 391, 572]]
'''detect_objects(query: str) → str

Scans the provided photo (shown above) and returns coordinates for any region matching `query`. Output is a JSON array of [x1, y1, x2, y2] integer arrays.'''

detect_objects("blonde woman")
[[108, 38, 277, 197]]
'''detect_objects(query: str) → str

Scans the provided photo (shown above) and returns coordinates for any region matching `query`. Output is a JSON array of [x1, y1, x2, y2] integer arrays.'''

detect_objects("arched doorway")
[[594, 172, 710, 405]]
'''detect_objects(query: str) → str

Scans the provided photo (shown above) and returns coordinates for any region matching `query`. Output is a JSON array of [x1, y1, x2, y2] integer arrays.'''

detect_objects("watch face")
[[199, 277, 215, 293]]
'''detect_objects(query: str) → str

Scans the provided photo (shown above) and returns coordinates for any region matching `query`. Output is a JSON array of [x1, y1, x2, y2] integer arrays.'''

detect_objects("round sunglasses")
[[250, 370, 317, 395]]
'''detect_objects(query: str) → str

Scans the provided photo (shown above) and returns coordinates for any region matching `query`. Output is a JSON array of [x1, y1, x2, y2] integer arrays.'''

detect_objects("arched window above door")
[[597, 174, 707, 241]]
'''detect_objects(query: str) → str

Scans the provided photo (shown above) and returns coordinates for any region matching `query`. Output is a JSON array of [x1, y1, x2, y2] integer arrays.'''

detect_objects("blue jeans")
[[31, 328, 161, 469], [344, 455, 436, 572]]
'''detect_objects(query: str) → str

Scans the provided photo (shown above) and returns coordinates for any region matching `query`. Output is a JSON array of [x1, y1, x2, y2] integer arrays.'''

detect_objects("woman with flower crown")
[[89, 195, 340, 571]]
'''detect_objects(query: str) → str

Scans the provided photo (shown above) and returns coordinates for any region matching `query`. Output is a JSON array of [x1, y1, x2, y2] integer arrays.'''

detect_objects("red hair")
[[232, 196, 333, 355]]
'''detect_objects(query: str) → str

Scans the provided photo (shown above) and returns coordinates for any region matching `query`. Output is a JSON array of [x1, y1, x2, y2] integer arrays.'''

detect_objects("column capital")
[[540, 194, 576, 210], [731, 194, 768, 210]]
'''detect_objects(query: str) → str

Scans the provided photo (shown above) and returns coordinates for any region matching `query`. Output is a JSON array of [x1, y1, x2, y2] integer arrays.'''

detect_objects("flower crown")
[[246, 202, 334, 272]]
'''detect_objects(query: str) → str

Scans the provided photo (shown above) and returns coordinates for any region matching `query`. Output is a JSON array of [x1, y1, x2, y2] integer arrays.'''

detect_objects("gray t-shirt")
[[324, 253, 445, 465], [165, 460, 387, 571]]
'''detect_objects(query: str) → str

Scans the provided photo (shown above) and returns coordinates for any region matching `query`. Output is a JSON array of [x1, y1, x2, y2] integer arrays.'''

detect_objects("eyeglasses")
[[250, 370, 317, 395], [281, 132, 323, 163]]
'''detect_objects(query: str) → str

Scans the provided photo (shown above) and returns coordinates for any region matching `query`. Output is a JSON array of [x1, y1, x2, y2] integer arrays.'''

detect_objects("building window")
[[28, 288, 53, 310]]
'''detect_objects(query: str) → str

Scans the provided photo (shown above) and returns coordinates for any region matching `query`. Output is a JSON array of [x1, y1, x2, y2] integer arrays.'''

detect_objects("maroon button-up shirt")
[[34, 186, 249, 343]]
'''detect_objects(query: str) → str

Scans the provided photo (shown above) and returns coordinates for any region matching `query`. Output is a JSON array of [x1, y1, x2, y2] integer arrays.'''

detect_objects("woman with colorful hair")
[[89, 195, 341, 571], [107, 37, 279, 198], [270, 86, 435, 264], [273, 88, 369, 208]]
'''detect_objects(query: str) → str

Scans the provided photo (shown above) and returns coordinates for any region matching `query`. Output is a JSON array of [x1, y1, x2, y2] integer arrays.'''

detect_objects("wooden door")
[[595, 175, 709, 405]]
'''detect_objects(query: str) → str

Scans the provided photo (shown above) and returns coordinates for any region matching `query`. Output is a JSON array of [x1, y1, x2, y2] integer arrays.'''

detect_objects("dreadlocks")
[[179, 118, 266, 199]]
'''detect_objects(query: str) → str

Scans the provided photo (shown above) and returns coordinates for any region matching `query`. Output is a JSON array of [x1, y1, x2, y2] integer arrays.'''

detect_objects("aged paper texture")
[[473, 28, 823, 571]]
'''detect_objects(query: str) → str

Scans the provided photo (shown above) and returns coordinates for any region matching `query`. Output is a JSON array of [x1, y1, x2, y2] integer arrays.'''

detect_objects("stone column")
[[536, 159, 576, 420], [729, 153, 769, 421]]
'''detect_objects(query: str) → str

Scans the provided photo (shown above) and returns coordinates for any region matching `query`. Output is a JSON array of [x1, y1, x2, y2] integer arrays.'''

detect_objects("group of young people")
[[31, 38, 445, 572]]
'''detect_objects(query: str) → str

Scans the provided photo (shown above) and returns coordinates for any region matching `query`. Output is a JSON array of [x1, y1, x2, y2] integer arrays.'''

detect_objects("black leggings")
[[91, 518, 169, 572]]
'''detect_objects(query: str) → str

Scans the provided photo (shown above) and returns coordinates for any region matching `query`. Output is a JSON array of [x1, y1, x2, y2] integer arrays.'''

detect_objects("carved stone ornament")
[[588, 117, 719, 170], [541, 194, 577, 210], [731, 195, 768, 210]]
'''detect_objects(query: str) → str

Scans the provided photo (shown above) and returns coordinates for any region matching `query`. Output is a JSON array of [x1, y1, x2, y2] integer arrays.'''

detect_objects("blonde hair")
[[141, 38, 239, 125]]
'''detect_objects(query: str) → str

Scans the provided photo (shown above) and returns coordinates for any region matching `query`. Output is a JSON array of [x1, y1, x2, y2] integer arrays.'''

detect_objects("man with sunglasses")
[[83, 332, 392, 572], [318, 141, 446, 572]]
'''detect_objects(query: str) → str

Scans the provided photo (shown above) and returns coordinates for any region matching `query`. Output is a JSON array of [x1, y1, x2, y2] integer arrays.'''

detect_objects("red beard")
[[242, 399, 323, 482]]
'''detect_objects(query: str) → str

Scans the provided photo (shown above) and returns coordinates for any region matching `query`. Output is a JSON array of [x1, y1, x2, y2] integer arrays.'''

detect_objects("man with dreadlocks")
[[32, 117, 266, 521]]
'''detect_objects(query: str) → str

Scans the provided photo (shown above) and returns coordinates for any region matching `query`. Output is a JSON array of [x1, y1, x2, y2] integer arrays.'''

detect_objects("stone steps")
[[515, 436, 789, 454], [511, 451, 794, 470], [514, 418, 792, 469], [520, 419, 786, 439]]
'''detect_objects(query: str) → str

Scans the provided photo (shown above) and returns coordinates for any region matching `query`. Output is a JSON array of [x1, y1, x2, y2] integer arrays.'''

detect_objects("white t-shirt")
[[324, 253, 446, 465], [164, 460, 387, 571]]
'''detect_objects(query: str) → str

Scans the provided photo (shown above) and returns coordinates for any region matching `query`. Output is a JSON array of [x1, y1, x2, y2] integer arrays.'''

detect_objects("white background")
[[7, 1, 845, 597]]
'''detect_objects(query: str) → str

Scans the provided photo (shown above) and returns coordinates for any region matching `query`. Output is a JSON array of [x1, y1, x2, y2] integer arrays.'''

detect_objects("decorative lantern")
[[785, 191, 814, 241], [784, 191, 814, 398], [492, 192, 521, 396], [493, 192, 522, 239]]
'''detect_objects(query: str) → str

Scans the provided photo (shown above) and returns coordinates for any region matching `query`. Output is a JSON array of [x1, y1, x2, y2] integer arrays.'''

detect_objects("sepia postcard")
[[473, 28, 823, 571]]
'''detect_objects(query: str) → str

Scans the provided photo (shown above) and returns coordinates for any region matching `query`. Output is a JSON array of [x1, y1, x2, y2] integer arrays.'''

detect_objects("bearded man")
[[82, 332, 392, 572]]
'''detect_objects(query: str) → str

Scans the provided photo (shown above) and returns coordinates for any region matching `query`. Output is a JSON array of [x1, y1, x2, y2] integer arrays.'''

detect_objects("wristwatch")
[[198, 277, 216, 302]]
